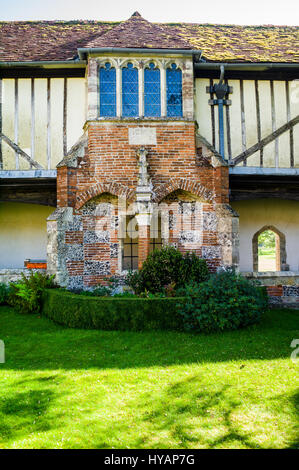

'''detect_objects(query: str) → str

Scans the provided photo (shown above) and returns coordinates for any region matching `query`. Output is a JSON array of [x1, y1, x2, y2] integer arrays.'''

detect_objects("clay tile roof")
[[0, 13, 298, 63], [0, 21, 117, 61], [161, 23, 299, 62], [83, 12, 193, 50]]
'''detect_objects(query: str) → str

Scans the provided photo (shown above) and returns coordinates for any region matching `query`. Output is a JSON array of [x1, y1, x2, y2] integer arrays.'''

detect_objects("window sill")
[[87, 116, 195, 124]]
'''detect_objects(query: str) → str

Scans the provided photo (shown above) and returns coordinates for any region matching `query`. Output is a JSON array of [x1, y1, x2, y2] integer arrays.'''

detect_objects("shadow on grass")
[[287, 391, 299, 449], [0, 387, 63, 443], [0, 306, 298, 449], [139, 377, 256, 449], [93, 375, 299, 449]]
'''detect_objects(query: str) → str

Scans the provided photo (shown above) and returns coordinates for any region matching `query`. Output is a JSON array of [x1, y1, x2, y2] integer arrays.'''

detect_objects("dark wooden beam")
[[231, 115, 299, 166], [285, 81, 294, 168], [225, 78, 232, 161], [0, 178, 56, 206], [209, 78, 216, 147], [0, 78, 2, 170], [0, 68, 86, 79], [254, 80, 263, 167], [63, 77, 67, 156], [0, 133, 44, 169], [195, 69, 299, 81], [230, 174, 299, 201]]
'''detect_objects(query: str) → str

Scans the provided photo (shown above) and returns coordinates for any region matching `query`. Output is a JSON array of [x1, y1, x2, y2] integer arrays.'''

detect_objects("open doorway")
[[252, 225, 287, 272], [258, 229, 279, 271]]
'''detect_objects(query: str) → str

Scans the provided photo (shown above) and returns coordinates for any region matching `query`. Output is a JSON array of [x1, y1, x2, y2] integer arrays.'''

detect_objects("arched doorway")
[[252, 225, 287, 272]]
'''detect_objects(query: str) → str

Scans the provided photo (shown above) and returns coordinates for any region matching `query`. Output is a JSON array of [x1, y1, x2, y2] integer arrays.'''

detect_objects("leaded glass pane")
[[122, 216, 138, 270], [144, 63, 161, 117], [122, 63, 139, 117], [99, 63, 116, 117], [166, 63, 183, 117]]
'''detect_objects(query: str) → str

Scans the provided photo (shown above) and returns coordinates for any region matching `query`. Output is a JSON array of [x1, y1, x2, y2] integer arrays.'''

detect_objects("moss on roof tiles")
[[0, 18, 298, 63]]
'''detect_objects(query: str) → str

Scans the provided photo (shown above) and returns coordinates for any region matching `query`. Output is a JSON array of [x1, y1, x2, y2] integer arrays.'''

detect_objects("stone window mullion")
[[138, 65, 144, 117], [116, 64, 122, 118], [161, 64, 166, 117]]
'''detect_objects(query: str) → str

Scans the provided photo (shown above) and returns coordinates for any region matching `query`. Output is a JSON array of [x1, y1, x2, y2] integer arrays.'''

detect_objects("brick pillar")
[[56, 167, 68, 207], [214, 166, 229, 204], [56, 166, 77, 208]]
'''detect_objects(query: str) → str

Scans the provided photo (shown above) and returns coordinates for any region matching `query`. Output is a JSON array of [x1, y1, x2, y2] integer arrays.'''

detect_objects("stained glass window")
[[122, 63, 139, 117], [144, 63, 161, 117], [166, 63, 183, 117], [99, 63, 116, 117]]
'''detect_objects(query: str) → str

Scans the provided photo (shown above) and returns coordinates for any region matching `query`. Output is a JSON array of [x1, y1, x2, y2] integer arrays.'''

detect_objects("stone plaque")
[[129, 127, 157, 145]]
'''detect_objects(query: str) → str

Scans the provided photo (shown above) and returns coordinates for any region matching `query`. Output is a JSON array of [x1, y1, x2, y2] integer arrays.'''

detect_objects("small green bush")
[[177, 270, 268, 333], [126, 246, 209, 294], [42, 289, 184, 331], [0, 283, 10, 305], [76, 285, 112, 297], [8, 271, 56, 314]]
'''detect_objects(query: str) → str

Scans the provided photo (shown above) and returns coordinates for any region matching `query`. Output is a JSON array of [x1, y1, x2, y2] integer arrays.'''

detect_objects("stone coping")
[[0, 268, 47, 284], [243, 271, 299, 278], [0, 268, 46, 274]]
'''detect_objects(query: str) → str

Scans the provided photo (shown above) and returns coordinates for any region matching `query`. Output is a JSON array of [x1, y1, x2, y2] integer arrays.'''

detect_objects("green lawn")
[[258, 247, 275, 258], [0, 306, 298, 449]]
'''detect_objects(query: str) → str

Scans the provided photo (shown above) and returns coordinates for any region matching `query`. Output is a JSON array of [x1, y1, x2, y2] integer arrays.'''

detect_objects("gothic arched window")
[[144, 63, 161, 117], [166, 63, 182, 117], [122, 63, 139, 117], [99, 63, 116, 117]]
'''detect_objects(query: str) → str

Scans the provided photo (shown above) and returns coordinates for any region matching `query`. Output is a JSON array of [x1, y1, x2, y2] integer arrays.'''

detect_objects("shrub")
[[42, 289, 184, 331], [126, 246, 209, 294], [0, 283, 10, 305], [177, 270, 268, 333], [181, 252, 210, 285], [8, 271, 56, 314], [77, 285, 112, 297]]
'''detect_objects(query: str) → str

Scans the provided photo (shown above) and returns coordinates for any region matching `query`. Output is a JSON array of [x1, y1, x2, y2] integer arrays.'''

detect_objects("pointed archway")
[[252, 225, 288, 272]]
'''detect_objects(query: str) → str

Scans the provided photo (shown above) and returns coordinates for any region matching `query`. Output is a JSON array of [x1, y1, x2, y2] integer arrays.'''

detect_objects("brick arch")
[[153, 178, 214, 203], [252, 225, 288, 272], [75, 182, 135, 210]]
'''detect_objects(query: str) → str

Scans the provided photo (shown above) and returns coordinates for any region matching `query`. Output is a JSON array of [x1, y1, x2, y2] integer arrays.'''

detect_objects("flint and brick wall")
[[51, 118, 238, 289], [244, 272, 299, 308]]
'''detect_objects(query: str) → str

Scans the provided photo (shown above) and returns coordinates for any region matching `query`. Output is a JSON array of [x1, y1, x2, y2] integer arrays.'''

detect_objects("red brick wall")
[[57, 121, 228, 210], [57, 119, 230, 287]]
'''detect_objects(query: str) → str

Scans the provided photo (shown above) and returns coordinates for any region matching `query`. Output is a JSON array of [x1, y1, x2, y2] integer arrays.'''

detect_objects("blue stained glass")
[[122, 63, 139, 117], [99, 63, 116, 117], [144, 63, 161, 117], [166, 63, 182, 117]]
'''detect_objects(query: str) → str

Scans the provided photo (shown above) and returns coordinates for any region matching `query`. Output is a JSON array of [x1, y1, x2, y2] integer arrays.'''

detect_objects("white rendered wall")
[[0, 202, 53, 268], [1, 77, 86, 170], [195, 78, 299, 167], [231, 199, 299, 272]]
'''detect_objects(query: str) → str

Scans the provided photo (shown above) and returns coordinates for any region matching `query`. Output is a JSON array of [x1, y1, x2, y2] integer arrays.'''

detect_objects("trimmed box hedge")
[[42, 289, 185, 331]]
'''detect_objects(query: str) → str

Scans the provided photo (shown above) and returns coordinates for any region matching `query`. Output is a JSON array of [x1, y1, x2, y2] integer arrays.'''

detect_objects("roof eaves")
[[195, 61, 299, 69], [78, 47, 202, 59], [0, 60, 87, 68]]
